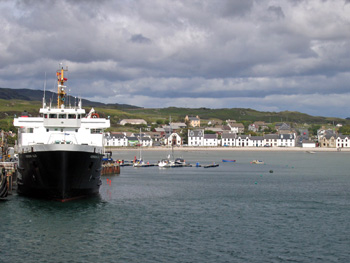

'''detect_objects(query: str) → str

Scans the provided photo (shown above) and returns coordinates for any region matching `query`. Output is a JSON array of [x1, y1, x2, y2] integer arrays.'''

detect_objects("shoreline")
[[106, 146, 350, 152]]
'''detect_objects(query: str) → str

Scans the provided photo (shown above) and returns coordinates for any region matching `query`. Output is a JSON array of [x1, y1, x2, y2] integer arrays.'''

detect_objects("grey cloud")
[[1, 0, 350, 118], [130, 34, 152, 44], [215, 0, 254, 17], [267, 6, 285, 19]]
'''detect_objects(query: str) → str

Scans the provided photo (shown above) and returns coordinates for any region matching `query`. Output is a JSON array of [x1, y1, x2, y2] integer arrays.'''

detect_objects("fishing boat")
[[222, 159, 236, 162], [251, 160, 264, 164], [13, 65, 110, 201]]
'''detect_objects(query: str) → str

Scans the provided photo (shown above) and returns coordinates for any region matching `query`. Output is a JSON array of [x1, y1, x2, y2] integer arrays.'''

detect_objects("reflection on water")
[[1, 151, 350, 263]]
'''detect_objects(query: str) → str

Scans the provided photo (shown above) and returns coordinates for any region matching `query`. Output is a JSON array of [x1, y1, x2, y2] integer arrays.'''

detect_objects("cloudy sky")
[[1, 0, 350, 118]]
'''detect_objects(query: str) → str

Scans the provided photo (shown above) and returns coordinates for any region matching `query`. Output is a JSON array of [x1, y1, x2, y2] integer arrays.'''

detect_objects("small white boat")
[[158, 159, 174, 168], [251, 160, 264, 164], [306, 151, 316, 154]]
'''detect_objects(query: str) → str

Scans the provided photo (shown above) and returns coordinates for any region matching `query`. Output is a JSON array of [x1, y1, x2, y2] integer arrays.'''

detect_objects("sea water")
[[1, 150, 350, 263]]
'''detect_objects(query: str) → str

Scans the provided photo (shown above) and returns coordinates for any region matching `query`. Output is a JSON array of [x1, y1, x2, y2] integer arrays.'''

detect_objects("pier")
[[0, 162, 17, 198], [101, 162, 120, 175]]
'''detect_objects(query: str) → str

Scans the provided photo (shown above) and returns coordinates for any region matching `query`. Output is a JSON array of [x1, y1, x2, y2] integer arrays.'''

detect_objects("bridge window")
[[68, 114, 77, 119], [59, 114, 66, 119], [91, 129, 102, 134], [49, 114, 57, 118]]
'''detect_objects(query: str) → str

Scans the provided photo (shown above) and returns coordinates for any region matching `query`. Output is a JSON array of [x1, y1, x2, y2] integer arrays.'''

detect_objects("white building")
[[236, 135, 249, 147], [188, 129, 204, 146], [336, 135, 350, 148], [140, 136, 153, 147], [248, 136, 264, 147], [165, 132, 182, 146], [227, 122, 245, 134], [278, 134, 296, 147], [264, 134, 279, 147], [203, 134, 218, 147], [105, 132, 128, 147], [221, 133, 236, 146], [302, 140, 316, 148]]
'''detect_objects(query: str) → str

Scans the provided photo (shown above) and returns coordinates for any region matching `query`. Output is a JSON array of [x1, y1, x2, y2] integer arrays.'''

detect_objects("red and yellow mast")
[[56, 66, 68, 108]]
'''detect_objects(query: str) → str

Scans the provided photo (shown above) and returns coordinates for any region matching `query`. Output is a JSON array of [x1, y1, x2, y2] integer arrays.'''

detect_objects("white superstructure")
[[14, 66, 110, 154]]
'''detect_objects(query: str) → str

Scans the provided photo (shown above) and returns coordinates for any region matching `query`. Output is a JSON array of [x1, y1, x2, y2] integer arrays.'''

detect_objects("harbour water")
[[1, 150, 350, 262]]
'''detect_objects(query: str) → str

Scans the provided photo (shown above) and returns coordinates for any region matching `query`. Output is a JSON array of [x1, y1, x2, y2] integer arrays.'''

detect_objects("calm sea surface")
[[1, 150, 350, 263]]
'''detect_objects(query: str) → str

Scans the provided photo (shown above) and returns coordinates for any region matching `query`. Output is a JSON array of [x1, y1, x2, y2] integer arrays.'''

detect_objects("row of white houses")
[[105, 131, 297, 148], [188, 131, 296, 147], [105, 132, 183, 147], [104, 129, 350, 148], [105, 133, 153, 147]]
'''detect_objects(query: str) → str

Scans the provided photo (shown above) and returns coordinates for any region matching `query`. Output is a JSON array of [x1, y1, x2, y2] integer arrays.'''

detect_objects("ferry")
[[13, 65, 110, 201]]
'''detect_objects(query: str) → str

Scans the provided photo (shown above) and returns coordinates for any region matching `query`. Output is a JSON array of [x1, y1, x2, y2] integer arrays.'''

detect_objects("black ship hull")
[[17, 150, 103, 201]]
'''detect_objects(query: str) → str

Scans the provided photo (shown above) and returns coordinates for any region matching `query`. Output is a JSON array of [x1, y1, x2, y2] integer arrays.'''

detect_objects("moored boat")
[[13, 65, 110, 201], [222, 159, 236, 162], [203, 163, 219, 168], [251, 160, 264, 164]]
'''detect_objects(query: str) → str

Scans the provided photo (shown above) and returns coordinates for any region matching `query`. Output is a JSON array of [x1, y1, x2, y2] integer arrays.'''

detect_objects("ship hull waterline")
[[17, 150, 103, 201]]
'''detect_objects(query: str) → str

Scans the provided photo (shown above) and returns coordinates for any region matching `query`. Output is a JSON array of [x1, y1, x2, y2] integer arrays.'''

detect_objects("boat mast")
[[139, 128, 142, 161], [57, 65, 68, 108]]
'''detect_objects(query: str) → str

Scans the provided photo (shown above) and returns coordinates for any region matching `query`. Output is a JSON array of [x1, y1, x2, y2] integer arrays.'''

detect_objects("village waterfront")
[[1, 149, 350, 263]]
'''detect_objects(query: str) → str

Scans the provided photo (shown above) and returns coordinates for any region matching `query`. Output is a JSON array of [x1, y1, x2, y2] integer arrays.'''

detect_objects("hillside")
[[0, 88, 349, 132], [0, 88, 139, 109], [124, 107, 348, 126]]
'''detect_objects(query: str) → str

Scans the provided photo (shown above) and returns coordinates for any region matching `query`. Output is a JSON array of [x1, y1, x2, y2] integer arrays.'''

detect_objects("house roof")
[[221, 133, 236, 139], [279, 133, 295, 139], [250, 136, 264, 140], [230, 123, 244, 128], [148, 132, 162, 138], [187, 116, 200, 121], [110, 134, 125, 139], [188, 129, 204, 137], [204, 134, 217, 139], [264, 134, 279, 139], [205, 127, 223, 132], [237, 135, 249, 139], [324, 134, 336, 139], [254, 121, 266, 126], [278, 123, 291, 130], [169, 122, 186, 129]]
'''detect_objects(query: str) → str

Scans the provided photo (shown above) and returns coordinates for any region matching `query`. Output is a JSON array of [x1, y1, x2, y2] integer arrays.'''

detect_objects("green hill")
[[0, 88, 348, 132]]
